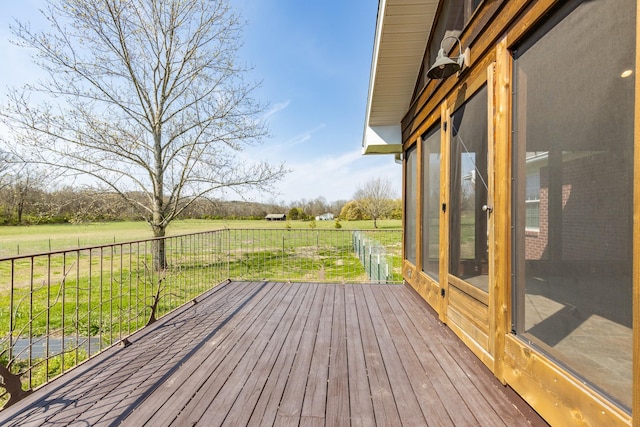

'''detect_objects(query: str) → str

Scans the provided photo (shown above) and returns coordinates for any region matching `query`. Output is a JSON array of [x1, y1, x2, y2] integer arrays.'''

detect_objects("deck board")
[[382, 285, 475, 426], [362, 285, 428, 426], [352, 285, 403, 427], [273, 284, 325, 426], [373, 286, 455, 426], [0, 281, 547, 427], [134, 281, 279, 426], [299, 284, 335, 424], [251, 284, 316, 427], [393, 286, 531, 426], [170, 282, 298, 426], [201, 283, 311, 426], [326, 284, 350, 426], [344, 285, 376, 427]]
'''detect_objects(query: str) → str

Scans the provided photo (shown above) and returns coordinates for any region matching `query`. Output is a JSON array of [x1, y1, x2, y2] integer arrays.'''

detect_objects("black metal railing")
[[0, 228, 402, 409]]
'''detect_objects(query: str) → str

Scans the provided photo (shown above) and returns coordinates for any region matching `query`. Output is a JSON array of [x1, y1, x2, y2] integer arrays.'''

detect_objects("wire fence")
[[353, 231, 397, 282], [0, 228, 402, 409]]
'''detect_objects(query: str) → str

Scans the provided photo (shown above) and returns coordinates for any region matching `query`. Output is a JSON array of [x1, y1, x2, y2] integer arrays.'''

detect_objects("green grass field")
[[0, 219, 402, 258]]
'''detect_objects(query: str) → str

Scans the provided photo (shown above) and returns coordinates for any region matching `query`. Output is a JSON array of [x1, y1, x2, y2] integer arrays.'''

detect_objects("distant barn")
[[265, 213, 286, 221]]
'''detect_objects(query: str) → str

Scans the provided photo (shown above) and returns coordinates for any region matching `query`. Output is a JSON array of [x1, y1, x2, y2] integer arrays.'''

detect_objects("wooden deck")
[[0, 281, 547, 426]]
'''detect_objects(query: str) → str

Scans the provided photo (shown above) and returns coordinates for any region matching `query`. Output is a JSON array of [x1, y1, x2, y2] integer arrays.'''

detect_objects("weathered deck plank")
[[169, 282, 299, 426], [249, 284, 316, 427], [344, 285, 376, 427], [272, 284, 325, 427], [0, 282, 546, 427], [209, 283, 314, 426], [352, 284, 403, 426], [4, 279, 255, 427], [131, 280, 280, 426], [299, 283, 335, 425], [392, 286, 533, 426], [326, 284, 350, 426], [104, 280, 272, 426], [381, 285, 475, 426], [372, 285, 455, 426], [361, 285, 428, 426]]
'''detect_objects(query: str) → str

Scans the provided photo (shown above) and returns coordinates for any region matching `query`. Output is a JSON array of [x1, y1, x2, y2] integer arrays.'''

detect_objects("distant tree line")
[[0, 176, 402, 226], [0, 164, 400, 226], [0, 175, 356, 225]]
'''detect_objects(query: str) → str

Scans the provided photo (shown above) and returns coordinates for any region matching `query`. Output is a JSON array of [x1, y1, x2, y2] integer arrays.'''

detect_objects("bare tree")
[[0, 151, 15, 192], [1, 0, 287, 268], [353, 177, 396, 228], [0, 163, 50, 224], [11, 168, 46, 224]]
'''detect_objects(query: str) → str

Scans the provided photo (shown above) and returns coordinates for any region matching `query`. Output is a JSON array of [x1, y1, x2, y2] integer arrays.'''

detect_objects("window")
[[525, 167, 541, 232], [512, 0, 635, 410], [405, 146, 417, 265], [449, 86, 488, 288], [421, 125, 441, 280]]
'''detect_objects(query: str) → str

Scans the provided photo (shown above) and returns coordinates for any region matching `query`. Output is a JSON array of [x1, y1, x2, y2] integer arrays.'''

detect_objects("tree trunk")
[[151, 223, 167, 271], [152, 127, 166, 271], [16, 201, 23, 224]]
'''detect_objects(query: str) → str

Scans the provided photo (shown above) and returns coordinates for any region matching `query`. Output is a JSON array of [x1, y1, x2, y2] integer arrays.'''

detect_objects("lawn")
[[0, 219, 402, 258]]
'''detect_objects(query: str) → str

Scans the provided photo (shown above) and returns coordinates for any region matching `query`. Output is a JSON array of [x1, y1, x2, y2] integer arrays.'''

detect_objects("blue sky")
[[0, 0, 402, 204]]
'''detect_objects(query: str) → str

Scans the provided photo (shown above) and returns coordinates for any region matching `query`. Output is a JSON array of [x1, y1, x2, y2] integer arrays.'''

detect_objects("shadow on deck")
[[0, 281, 547, 426]]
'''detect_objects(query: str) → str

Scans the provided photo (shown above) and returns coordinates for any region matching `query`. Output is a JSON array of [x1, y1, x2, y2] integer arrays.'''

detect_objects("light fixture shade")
[[426, 48, 462, 80]]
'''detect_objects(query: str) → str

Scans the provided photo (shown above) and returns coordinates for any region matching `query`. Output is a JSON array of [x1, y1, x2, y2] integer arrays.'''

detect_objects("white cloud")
[[252, 123, 327, 160], [282, 123, 326, 148], [269, 148, 402, 202], [262, 100, 290, 121]]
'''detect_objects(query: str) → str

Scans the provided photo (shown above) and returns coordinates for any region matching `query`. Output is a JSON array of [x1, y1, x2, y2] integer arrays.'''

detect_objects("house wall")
[[398, 0, 638, 425], [526, 155, 632, 262]]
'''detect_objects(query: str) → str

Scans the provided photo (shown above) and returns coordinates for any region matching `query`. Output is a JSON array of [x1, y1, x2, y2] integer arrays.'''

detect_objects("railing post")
[[226, 228, 231, 279], [46, 254, 51, 381], [368, 246, 372, 280], [28, 257, 35, 388], [9, 260, 14, 361]]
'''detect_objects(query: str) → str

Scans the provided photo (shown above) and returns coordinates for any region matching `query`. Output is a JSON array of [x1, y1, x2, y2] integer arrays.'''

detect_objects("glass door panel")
[[449, 86, 489, 292], [405, 146, 417, 265], [422, 125, 441, 280]]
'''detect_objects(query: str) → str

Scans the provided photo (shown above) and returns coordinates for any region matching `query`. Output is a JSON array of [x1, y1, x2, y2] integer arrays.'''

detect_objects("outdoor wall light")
[[427, 36, 469, 80]]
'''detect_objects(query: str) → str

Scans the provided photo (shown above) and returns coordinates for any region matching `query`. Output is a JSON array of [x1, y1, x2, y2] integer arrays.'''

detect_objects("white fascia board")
[[362, 125, 402, 154], [361, 0, 388, 155]]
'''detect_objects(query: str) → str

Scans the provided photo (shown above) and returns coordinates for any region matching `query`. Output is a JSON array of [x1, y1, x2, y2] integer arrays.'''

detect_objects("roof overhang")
[[362, 0, 439, 155]]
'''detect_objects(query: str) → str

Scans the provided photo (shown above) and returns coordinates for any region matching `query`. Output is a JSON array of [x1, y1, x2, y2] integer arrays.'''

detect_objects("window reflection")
[[422, 126, 441, 280], [449, 86, 488, 289], [405, 147, 417, 265]]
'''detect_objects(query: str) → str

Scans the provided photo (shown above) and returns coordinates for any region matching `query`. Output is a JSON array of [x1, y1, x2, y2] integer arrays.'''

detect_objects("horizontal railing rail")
[[0, 228, 402, 409]]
